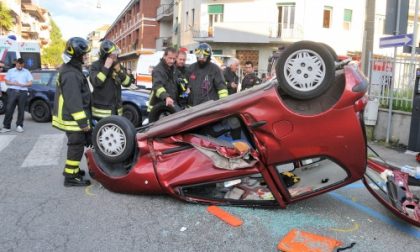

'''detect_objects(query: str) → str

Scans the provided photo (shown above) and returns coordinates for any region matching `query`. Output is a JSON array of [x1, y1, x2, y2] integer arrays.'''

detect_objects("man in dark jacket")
[[89, 40, 131, 121], [241, 61, 261, 91], [52, 37, 91, 187], [223, 58, 239, 95], [148, 47, 178, 113], [174, 50, 190, 108], [188, 43, 228, 106]]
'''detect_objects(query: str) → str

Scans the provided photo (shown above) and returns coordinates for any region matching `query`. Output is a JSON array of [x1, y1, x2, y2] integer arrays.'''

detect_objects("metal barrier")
[[368, 53, 417, 112]]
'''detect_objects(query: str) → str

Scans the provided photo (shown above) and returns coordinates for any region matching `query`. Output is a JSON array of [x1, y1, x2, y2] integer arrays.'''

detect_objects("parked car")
[[0, 92, 5, 114], [83, 41, 419, 228], [24, 69, 149, 127]]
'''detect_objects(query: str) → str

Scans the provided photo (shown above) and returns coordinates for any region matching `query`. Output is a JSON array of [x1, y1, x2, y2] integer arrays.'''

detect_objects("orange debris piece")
[[277, 229, 342, 252], [207, 206, 243, 227]]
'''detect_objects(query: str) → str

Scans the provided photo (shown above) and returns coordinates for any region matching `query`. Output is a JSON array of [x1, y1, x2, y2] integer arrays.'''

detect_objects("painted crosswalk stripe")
[[0, 135, 17, 153], [21, 134, 65, 167]]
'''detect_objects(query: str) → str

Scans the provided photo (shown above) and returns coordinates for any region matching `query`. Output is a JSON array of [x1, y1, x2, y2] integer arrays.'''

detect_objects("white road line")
[[0, 135, 17, 153], [21, 134, 65, 167]]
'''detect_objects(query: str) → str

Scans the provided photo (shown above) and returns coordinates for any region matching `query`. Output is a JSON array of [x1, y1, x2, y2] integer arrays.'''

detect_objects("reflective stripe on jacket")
[[52, 62, 91, 132], [89, 59, 131, 118]]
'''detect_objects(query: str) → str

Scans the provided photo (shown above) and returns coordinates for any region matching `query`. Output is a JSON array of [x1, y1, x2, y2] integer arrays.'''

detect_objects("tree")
[[41, 19, 66, 67], [0, 2, 13, 35]]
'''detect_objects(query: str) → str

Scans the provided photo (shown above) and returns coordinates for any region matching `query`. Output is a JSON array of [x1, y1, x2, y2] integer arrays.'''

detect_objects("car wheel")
[[30, 99, 51, 122], [319, 42, 338, 61], [92, 115, 137, 163], [0, 94, 6, 114], [276, 40, 335, 100], [123, 103, 141, 127], [148, 102, 177, 123]]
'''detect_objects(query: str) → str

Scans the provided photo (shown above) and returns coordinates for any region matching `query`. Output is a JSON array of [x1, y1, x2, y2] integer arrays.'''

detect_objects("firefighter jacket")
[[52, 61, 92, 132], [223, 67, 239, 95], [241, 72, 261, 90], [149, 59, 177, 108], [89, 59, 131, 118], [174, 65, 190, 102], [188, 62, 228, 106]]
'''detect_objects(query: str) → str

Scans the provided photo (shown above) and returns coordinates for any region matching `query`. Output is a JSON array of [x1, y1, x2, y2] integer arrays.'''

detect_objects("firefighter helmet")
[[64, 37, 91, 59], [99, 40, 120, 59], [194, 43, 212, 60]]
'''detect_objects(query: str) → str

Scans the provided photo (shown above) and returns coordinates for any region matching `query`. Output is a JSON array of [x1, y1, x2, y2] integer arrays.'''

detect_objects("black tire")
[[0, 94, 6, 115], [148, 102, 178, 123], [30, 99, 51, 122], [92, 115, 137, 163], [319, 42, 338, 61], [276, 40, 335, 100], [123, 103, 141, 127]]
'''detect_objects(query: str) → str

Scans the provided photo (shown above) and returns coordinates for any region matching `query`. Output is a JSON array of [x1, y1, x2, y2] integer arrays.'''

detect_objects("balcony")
[[192, 22, 303, 43], [156, 37, 172, 50], [157, 3, 174, 22], [22, 3, 46, 22]]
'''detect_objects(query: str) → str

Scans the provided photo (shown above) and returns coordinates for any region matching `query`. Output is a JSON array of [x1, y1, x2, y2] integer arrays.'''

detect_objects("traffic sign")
[[380, 33, 413, 48]]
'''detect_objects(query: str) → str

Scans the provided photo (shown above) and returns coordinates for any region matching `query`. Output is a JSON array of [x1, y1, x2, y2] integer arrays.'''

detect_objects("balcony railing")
[[192, 22, 304, 42], [157, 3, 174, 21]]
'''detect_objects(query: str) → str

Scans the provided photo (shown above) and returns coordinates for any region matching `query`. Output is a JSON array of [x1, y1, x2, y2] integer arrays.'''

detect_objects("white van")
[[0, 37, 41, 92], [135, 51, 196, 89]]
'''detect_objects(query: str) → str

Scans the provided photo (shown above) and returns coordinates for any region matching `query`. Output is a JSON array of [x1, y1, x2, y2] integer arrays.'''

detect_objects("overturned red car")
[[85, 41, 420, 227]]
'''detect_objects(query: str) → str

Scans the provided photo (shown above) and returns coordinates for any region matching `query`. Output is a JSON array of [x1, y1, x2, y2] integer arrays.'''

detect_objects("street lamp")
[[97, 0, 101, 9]]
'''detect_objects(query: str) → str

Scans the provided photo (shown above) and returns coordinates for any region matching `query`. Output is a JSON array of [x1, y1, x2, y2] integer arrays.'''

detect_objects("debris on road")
[[277, 229, 342, 252], [207, 206, 243, 227]]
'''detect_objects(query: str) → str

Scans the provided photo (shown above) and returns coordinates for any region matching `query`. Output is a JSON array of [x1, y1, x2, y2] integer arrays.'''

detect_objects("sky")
[[38, 0, 131, 39]]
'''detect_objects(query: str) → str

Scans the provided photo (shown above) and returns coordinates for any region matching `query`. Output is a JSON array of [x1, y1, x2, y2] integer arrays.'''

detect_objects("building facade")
[[87, 24, 110, 65], [102, 0, 420, 76], [175, 0, 369, 74], [0, 0, 51, 47], [103, 0, 160, 70]]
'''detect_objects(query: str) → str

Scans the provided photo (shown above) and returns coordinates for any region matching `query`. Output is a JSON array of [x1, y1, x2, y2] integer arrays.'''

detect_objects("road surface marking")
[[0, 135, 16, 153], [85, 185, 96, 196], [330, 222, 360, 232], [329, 191, 420, 239], [21, 134, 65, 167]]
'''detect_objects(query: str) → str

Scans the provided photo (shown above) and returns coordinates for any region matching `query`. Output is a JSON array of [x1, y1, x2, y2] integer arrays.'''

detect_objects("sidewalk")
[[368, 141, 419, 168]]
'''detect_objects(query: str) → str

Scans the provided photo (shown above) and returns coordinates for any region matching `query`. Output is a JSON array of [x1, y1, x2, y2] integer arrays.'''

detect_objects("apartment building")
[[103, 0, 159, 70], [175, 0, 372, 74], [87, 25, 110, 65], [156, 0, 174, 50], [0, 0, 51, 47]]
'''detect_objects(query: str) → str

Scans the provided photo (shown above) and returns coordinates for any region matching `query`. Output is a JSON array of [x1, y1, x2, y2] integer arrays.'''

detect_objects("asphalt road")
[[0, 113, 419, 252]]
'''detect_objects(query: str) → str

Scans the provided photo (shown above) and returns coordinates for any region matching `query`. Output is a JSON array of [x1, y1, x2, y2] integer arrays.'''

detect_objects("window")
[[208, 4, 224, 37], [277, 3, 295, 38], [174, 17, 179, 34], [275, 157, 348, 198], [192, 8, 195, 27], [32, 72, 54, 86], [185, 11, 189, 31], [323, 6, 333, 28], [343, 9, 352, 30]]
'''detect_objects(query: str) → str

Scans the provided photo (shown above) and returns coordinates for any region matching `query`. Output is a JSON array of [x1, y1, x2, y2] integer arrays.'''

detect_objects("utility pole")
[[361, 0, 376, 76]]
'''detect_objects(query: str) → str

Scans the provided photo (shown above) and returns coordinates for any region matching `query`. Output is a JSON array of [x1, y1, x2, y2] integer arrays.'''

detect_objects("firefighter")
[[52, 37, 92, 187], [174, 50, 190, 109], [148, 47, 178, 112], [89, 40, 131, 121], [188, 43, 228, 106]]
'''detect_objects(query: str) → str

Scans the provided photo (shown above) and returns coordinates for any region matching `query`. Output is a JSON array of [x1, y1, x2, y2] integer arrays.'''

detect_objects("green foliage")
[[0, 2, 13, 34], [41, 19, 66, 67], [378, 87, 413, 112]]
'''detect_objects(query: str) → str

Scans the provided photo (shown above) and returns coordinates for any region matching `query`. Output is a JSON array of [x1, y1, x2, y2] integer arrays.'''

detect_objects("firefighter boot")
[[64, 174, 91, 187]]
